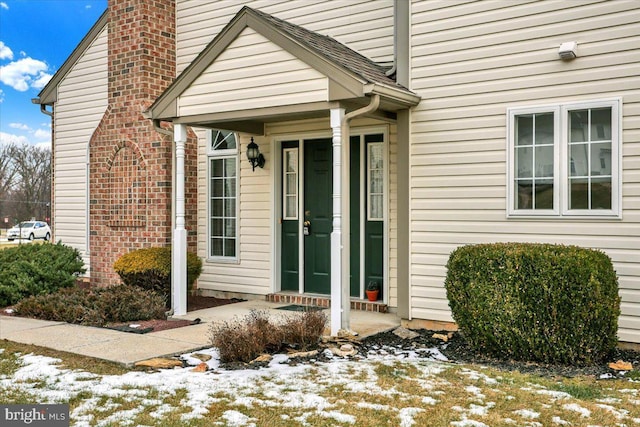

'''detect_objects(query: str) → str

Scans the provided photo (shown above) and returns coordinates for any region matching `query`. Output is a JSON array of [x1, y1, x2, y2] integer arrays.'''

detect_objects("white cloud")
[[85, 4, 92, 9], [0, 41, 13, 60], [32, 71, 52, 89], [0, 131, 30, 146], [9, 123, 30, 131], [0, 88, 4, 103], [33, 129, 51, 140], [0, 2, 8, 10], [0, 57, 49, 91]]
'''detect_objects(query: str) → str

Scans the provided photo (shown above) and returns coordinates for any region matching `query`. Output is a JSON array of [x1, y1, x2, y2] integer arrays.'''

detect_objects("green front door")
[[303, 138, 333, 293], [280, 134, 384, 298]]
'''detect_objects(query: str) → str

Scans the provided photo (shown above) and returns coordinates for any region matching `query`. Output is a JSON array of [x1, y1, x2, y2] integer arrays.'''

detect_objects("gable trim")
[[36, 10, 108, 105], [146, 7, 418, 122]]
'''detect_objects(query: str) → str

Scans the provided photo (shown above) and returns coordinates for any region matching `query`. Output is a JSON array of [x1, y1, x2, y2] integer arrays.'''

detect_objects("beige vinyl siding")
[[54, 25, 108, 274], [197, 130, 272, 295], [178, 28, 327, 116], [176, 0, 393, 74], [410, 0, 640, 342]]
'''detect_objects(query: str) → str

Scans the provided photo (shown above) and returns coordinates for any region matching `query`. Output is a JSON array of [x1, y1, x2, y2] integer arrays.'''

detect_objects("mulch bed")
[[358, 328, 640, 379], [105, 295, 244, 333], [0, 295, 244, 334]]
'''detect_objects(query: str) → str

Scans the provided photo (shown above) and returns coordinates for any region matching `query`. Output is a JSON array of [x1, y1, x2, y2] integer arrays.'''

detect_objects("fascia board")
[[37, 10, 108, 105]]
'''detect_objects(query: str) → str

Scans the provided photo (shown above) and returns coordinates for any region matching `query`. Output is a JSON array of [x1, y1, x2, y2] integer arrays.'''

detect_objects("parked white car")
[[7, 221, 51, 241]]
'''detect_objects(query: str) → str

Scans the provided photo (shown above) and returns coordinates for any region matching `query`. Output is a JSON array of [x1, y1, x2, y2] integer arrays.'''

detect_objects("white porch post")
[[330, 107, 349, 335], [172, 123, 188, 316]]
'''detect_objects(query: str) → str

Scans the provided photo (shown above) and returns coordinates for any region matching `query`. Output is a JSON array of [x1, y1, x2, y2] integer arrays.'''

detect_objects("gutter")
[[32, 98, 53, 117], [363, 83, 421, 107]]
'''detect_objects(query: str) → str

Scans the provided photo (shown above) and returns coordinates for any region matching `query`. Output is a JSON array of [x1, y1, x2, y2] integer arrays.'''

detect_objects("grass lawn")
[[1, 341, 638, 426]]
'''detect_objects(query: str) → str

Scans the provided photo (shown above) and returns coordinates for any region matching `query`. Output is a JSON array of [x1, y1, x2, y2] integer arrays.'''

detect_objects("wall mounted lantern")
[[246, 137, 265, 171]]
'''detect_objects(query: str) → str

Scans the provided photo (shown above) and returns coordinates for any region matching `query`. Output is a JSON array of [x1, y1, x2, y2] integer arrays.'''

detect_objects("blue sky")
[[0, 0, 106, 148]]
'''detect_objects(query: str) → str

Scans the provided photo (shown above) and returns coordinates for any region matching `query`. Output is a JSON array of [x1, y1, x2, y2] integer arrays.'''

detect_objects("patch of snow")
[[465, 385, 486, 399], [398, 407, 424, 427], [422, 396, 438, 405], [469, 402, 495, 416], [522, 387, 571, 400], [356, 402, 392, 411], [450, 417, 490, 427], [514, 409, 540, 419], [221, 410, 254, 427], [597, 397, 622, 404], [551, 416, 571, 425], [4, 308, 14, 314], [318, 410, 356, 424], [596, 404, 628, 419], [460, 369, 498, 385], [563, 403, 592, 418]]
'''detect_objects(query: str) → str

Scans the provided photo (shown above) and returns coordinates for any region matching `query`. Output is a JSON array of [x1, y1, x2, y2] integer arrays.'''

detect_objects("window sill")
[[206, 257, 240, 265], [507, 213, 622, 220]]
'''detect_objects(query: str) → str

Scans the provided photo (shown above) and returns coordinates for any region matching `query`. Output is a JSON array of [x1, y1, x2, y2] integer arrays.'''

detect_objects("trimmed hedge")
[[445, 243, 620, 365], [0, 242, 85, 307], [16, 285, 166, 327], [113, 247, 202, 302]]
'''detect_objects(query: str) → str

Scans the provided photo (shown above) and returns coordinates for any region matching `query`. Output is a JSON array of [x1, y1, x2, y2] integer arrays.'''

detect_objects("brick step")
[[265, 293, 387, 313]]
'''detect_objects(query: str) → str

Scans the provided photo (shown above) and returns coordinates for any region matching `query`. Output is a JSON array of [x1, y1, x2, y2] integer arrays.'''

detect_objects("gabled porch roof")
[[144, 6, 420, 133]]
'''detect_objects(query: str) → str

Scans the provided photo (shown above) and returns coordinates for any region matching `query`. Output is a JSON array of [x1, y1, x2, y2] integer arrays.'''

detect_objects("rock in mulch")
[[392, 327, 420, 340], [287, 349, 319, 358], [609, 360, 633, 371], [329, 344, 358, 357], [192, 353, 213, 363], [251, 354, 273, 364], [191, 362, 208, 373], [135, 358, 183, 369]]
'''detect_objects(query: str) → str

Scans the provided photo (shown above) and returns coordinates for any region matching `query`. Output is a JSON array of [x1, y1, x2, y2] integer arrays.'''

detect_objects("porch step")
[[265, 293, 387, 313]]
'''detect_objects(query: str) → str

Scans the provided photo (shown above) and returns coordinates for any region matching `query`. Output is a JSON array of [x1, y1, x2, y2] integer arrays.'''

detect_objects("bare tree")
[[7, 144, 51, 222], [0, 143, 19, 222]]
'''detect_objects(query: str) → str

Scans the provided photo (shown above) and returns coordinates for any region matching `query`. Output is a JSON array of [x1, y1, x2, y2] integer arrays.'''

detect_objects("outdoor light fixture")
[[558, 41, 578, 60], [246, 137, 265, 171]]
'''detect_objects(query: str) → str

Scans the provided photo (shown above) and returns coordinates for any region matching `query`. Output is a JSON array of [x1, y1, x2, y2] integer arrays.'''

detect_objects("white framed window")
[[282, 147, 299, 220], [508, 98, 621, 218], [367, 141, 384, 221], [208, 130, 238, 260]]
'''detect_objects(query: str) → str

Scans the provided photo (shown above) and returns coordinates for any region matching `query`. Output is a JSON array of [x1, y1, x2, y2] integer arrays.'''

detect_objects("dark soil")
[[1, 295, 245, 334], [105, 295, 245, 333], [358, 328, 640, 379]]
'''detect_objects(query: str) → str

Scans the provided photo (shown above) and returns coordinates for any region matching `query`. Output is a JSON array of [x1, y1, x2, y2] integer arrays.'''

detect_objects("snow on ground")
[[1, 344, 638, 426]]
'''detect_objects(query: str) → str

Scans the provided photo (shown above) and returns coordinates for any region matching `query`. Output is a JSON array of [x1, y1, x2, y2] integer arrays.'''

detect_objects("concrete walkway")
[[0, 300, 400, 366]]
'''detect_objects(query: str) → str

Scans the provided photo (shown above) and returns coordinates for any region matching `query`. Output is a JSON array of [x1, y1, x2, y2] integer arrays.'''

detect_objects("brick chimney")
[[89, 0, 197, 286]]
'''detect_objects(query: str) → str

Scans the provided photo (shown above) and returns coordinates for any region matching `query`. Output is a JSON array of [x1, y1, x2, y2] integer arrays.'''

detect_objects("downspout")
[[385, 0, 398, 77], [338, 94, 380, 332], [35, 100, 54, 240], [40, 103, 53, 117]]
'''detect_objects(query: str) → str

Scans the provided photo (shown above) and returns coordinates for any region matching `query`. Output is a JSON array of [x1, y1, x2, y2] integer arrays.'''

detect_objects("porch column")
[[330, 107, 349, 335], [172, 123, 188, 316]]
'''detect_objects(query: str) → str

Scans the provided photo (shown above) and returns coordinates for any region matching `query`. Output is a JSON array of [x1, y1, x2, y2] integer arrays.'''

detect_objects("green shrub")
[[209, 310, 327, 363], [445, 242, 620, 366], [15, 285, 166, 327], [0, 242, 85, 307], [113, 247, 202, 302]]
